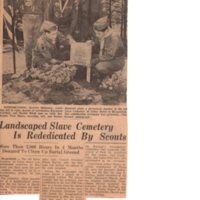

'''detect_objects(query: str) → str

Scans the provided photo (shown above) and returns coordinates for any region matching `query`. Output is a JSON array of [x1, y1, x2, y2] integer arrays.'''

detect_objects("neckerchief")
[[59, 0, 70, 16], [100, 28, 112, 56]]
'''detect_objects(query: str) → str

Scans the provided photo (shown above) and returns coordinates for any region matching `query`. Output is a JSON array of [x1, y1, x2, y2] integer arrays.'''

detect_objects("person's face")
[[24, 0, 33, 7], [95, 30, 104, 39], [46, 29, 58, 44]]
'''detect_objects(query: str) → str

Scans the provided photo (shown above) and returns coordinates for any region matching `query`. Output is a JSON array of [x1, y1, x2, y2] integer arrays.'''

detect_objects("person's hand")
[[85, 40, 93, 46], [25, 0, 33, 7], [87, 40, 95, 46], [86, 40, 92, 44], [16, 22, 23, 31], [92, 57, 99, 65], [67, 34, 75, 44], [50, 59, 59, 64], [43, 63, 50, 68], [64, 60, 74, 65]]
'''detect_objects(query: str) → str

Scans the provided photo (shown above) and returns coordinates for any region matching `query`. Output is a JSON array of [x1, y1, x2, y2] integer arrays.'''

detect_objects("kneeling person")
[[32, 21, 71, 68], [93, 17, 125, 78]]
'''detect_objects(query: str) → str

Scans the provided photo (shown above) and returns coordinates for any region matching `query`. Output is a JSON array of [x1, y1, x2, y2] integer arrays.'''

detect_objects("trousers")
[[95, 56, 125, 76], [22, 14, 43, 69]]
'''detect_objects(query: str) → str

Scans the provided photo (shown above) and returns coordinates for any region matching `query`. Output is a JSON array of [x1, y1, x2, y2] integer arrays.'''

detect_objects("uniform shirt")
[[18, 0, 49, 16], [32, 32, 70, 67], [99, 29, 125, 62], [48, 0, 78, 35]]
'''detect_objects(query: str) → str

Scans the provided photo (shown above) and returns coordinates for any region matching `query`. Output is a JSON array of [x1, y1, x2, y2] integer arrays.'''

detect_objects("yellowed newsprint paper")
[[0, 0, 128, 200]]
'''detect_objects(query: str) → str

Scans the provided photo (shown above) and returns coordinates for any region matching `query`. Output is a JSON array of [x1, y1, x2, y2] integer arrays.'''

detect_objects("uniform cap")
[[40, 20, 58, 32], [93, 16, 109, 31]]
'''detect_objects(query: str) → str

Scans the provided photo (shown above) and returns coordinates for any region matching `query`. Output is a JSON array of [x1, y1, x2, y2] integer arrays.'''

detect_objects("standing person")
[[89, 0, 102, 52], [88, 0, 102, 25], [47, 0, 79, 38], [75, 0, 102, 41], [18, 0, 49, 69], [92, 16, 125, 78], [74, 0, 90, 41]]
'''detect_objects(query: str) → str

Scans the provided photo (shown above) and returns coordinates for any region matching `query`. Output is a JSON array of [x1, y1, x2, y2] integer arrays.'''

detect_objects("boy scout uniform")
[[18, 0, 49, 69], [93, 17, 125, 76], [48, 0, 79, 36], [32, 21, 70, 68]]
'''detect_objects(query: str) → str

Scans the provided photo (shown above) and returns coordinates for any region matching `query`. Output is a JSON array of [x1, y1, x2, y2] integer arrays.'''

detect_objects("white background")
[[127, 0, 200, 199], [1, 0, 200, 200]]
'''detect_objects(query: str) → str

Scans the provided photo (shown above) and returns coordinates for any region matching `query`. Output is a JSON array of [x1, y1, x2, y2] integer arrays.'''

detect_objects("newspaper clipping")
[[0, 0, 128, 200]]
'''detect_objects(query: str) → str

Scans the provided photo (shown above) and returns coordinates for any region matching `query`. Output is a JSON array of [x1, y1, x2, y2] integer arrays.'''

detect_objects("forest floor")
[[2, 46, 126, 105]]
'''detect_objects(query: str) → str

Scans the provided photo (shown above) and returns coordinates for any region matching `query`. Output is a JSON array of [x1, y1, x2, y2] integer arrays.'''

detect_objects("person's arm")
[[99, 35, 119, 61], [33, 38, 52, 67]]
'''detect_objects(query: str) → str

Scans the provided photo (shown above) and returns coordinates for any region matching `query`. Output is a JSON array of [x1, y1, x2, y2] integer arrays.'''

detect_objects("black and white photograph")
[[2, 0, 127, 105]]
